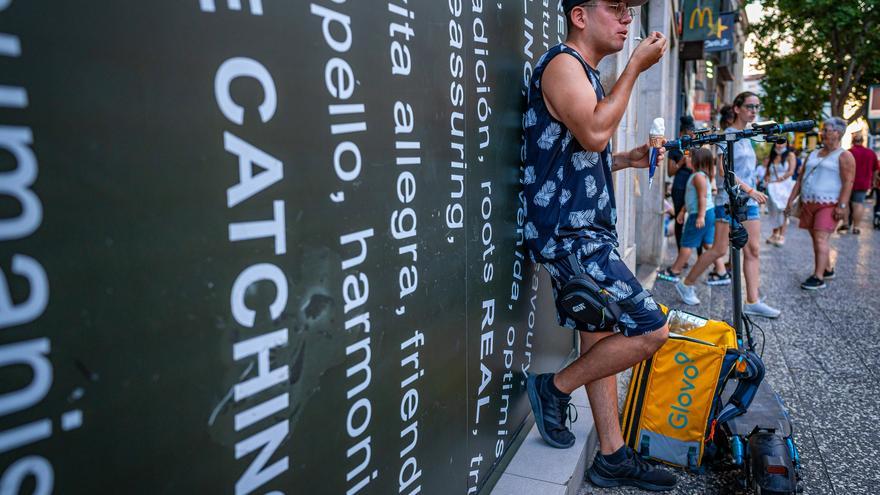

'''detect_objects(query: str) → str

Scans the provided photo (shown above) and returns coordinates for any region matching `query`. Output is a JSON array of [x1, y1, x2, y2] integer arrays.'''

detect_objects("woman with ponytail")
[[675, 92, 781, 319]]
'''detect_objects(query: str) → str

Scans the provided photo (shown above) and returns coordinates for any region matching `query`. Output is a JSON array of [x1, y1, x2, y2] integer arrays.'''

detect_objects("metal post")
[[724, 133, 745, 342]]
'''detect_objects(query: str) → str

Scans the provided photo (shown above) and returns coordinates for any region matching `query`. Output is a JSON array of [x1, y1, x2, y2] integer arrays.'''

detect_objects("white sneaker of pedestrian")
[[743, 300, 781, 319], [675, 281, 701, 305]]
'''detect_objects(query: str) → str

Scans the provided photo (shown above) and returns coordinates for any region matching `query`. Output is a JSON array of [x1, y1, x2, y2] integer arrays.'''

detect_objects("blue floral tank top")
[[522, 44, 618, 263]]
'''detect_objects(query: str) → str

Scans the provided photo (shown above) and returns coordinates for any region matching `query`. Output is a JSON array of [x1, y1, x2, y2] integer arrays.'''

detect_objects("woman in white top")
[[676, 92, 781, 319], [763, 139, 797, 245], [785, 117, 855, 290]]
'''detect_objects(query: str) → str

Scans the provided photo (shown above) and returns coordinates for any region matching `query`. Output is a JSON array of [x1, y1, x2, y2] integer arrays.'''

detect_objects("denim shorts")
[[681, 208, 716, 248], [544, 243, 668, 337], [851, 190, 867, 203], [714, 204, 760, 223]]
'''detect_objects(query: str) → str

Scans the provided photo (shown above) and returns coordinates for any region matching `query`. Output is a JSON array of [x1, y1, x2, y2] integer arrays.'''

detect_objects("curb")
[[490, 387, 597, 495]]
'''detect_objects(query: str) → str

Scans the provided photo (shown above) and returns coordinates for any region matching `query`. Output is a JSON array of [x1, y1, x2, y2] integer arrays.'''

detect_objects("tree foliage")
[[747, 0, 880, 123]]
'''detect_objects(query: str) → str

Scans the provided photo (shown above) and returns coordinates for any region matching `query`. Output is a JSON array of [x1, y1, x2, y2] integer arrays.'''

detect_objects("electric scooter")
[[664, 120, 814, 494]]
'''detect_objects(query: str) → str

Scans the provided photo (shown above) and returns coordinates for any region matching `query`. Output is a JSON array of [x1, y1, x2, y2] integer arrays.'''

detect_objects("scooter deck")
[[723, 380, 793, 437]]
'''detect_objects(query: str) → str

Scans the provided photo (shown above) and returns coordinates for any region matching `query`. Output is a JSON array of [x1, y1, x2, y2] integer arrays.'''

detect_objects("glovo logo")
[[668, 352, 700, 429], [689, 6, 714, 29]]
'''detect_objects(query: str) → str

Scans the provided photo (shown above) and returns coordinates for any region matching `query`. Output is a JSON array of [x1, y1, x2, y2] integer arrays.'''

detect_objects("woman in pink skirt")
[[785, 117, 856, 290]]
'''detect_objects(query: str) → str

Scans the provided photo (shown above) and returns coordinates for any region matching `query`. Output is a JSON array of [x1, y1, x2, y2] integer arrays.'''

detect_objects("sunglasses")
[[743, 104, 762, 111], [580, 1, 636, 20]]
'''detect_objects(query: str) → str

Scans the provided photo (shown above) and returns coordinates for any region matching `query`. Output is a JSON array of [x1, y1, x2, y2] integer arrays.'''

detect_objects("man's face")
[[578, 1, 634, 53]]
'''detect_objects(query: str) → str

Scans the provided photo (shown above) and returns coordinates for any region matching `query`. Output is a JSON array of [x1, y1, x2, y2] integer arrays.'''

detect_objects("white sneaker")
[[743, 300, 781, 319], [675, 281, 701, 305]]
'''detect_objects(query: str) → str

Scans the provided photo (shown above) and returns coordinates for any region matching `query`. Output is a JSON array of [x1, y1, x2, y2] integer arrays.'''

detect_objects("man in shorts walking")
[[522, 0, 675, 491], [844, 133, 880, 234]]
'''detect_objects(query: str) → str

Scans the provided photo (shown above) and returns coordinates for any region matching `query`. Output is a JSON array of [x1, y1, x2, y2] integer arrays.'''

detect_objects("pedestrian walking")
[[667, 115, 696, 252], [764, 138, 797, 245], [840, 133, 879, 234], [675, 92, 780, 319], [707, 104, 737, 281], [521, 1, 676, 491], [785, 117, 856, 290], [659, 147, 716, 280]]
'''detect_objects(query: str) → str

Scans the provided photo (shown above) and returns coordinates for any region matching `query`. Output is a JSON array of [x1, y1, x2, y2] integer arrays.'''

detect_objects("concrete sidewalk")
[[579, 212, 880, 494]]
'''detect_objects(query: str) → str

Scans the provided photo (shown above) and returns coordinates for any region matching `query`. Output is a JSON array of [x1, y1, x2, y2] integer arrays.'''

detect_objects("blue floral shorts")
[[544, 242, 668, 337]]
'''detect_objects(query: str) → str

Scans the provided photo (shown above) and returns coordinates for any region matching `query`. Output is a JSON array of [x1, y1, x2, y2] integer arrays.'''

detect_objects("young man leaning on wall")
[[521, 0, 676, 491]]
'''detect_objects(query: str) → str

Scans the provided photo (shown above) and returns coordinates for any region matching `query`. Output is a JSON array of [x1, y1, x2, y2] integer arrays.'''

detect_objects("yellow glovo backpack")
[[621, 308, 764, 470]]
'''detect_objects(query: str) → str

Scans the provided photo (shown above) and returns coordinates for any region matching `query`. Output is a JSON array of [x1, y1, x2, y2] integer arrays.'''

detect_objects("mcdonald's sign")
[[682, 0, 720, 42]]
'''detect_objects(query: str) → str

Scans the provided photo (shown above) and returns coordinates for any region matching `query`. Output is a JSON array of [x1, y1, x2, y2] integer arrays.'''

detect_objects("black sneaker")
[[800, 275, 826, 290], [588, 446, 677, 491], [706, 271, 732, 286], [823, 268, 835, 280], [657, 267, 680, 282], [526, 373, 575, 449]]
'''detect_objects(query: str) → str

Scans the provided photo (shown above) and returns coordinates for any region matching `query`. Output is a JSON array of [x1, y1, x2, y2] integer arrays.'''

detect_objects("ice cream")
[[648, 118, 665, 188], [649, 118, 665, 147]]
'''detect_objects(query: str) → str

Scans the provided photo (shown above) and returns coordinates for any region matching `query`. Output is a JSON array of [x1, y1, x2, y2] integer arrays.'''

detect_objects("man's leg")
[[580, 327, 676, 491], [554, 325, 668, 394], [851, 192, 865, 232], [578, 331, 623, 455]]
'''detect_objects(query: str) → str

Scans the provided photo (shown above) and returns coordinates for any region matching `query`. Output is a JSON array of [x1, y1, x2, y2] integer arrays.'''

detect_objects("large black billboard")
[[0, 1, 573, 493]]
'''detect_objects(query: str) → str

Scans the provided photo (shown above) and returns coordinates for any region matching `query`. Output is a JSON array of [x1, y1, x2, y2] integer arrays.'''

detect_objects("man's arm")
[[611, 152, 632, 171], [610, 144, 665, 172], [541, 33, 666, 152]]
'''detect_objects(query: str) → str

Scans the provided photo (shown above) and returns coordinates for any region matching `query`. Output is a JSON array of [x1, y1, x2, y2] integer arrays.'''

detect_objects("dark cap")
[[679, 115, 696, 132], [563, 0, 649, 14]]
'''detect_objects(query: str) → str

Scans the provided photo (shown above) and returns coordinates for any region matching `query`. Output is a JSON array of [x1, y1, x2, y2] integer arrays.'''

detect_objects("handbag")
[[766, 162, 794, 211], [558, 254, 623, 330], [787, 158, 818, 218]]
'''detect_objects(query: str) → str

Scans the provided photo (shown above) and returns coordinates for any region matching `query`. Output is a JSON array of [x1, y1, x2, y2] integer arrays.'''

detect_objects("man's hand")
[[833, 205, 848, 222], [630, 32, 667, 73], [627, 142, 665, 169], [696, 215, 705, 229]]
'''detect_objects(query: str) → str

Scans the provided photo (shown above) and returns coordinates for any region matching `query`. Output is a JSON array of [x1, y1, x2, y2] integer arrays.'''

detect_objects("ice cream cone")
[[650, 134, 664, 148]]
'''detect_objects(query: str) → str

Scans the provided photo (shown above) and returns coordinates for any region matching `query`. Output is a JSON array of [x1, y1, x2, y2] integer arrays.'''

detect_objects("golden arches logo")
[[689, 7, 714, 29]]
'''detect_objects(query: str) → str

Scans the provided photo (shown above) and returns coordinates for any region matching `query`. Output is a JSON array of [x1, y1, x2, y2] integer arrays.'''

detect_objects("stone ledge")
[[490, 387, 597, 495]]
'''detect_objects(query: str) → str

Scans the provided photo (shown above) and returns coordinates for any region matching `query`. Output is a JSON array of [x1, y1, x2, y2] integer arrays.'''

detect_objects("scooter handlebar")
[[754, 120, 815, 134], [663, 120, 816, 151]]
